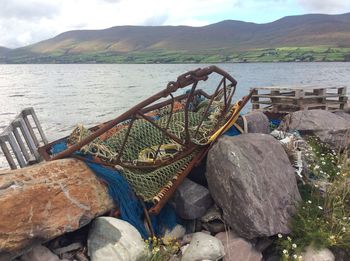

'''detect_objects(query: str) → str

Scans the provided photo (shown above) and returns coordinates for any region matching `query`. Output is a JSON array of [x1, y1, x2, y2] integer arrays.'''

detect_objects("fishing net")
[[67, 99, 227, 201]]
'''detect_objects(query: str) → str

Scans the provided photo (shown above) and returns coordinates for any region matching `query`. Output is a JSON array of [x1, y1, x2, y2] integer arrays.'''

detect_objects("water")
[[0, 63, 349, 168]]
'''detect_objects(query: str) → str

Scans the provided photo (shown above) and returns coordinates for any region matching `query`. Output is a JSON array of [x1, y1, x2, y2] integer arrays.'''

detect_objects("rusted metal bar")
[[116, 116, 136, 162], [136, 112, 186, 146], [184, 81, 198, 144], [193, 77, 225, 139], [148, 148, 207, 215], [153, 94, 175, 161], [47, 65, 237, 161]]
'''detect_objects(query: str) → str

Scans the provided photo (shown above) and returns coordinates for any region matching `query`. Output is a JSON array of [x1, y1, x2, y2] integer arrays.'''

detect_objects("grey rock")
[[241, 111, 270, 134], [170, 178, 213, 220], [20, 245, 61, 261], [200, 205, 222, 223], [206, 134, 301, 239], [87, 217, 146, 261], [334, 111, 350, 122], [330, 247, 350, 261], [302, 246, 335, 261], [202, 221, 226, 234], [280, 110, 350, 149], [201, 205, 225, 234], [53, 242, 82, 255], [215, 231, 262, 261], [181, 232, 225, 261]]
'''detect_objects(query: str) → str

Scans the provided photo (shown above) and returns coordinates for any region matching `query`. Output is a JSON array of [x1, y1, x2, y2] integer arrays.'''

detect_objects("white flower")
[[314, 184, 319, 188], [293, 254, 298, 259], [307, 200, 312, 204], [298, 255, 303, 260], [287, 236, 292, 242], [337, 165, 341, 168], [314, 165, 320, 169], [322, 161, 326, 165], [283, 249, 289, 255], [292, 243, 297, 249], [318, 206, 323, 210], [342, 227, 346, 232], [278, 234, 283, 238]]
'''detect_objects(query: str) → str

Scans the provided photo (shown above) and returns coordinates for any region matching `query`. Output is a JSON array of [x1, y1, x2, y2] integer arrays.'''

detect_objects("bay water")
[[0, 63, 349, 168]]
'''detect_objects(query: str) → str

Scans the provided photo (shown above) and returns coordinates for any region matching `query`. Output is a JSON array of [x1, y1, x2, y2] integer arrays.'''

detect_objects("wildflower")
[[292, 243, 297, 249], [329, 235, 335, 240], [337, 165, 341, 168], [314, 165, 320, 170], [298, 255, 303, 260], [287, 236, 292, 242], [314, 184, 319, 188], [307, 200, 312, 204], [336, 172, 340, 175], [283, 249, 289, 255], [342, 227, 346, 232], [293, 254, 298, 259], [278, 233, 283, 238], [318, 206, 323, 210], [321, 161, 326, 165]]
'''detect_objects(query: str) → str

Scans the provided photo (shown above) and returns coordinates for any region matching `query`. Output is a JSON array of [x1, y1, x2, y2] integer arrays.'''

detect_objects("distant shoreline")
[[1, 47, 349, 64]]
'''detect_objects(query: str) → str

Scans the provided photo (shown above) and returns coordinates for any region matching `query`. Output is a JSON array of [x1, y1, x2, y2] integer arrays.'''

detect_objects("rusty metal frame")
[[38, 65, 238, 164], [37, 65, 253, 215]]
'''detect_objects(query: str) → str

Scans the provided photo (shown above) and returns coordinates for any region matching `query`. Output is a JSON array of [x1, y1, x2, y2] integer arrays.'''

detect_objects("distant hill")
[[0, 47, 10, 56], [2, 12, 350, 63]]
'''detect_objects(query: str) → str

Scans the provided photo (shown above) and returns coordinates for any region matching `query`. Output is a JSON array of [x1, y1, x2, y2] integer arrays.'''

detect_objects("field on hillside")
[[3, 47, 350, 63]]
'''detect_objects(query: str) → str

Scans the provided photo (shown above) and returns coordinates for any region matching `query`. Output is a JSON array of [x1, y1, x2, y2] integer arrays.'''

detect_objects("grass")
[[2, 46, 350, 63], [276, 136, 350, 260]]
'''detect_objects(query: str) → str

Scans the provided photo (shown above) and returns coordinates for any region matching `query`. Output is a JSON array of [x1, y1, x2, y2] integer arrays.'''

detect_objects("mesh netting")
[[67, 95, 231, 201]]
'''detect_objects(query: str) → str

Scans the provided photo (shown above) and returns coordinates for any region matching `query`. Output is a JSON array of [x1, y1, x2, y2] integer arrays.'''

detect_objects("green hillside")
[[1, 13, 350, 63]]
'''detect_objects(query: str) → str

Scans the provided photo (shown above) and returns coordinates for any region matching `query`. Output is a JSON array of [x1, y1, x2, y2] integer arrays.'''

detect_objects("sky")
[[1, 0, 350, 48]]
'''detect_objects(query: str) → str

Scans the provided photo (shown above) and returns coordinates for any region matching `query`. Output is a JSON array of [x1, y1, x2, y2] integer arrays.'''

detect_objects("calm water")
[[0, 63, 350, 168]]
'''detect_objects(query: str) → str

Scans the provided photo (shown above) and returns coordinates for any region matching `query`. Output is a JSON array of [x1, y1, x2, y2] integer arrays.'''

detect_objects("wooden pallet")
[[250, 85, 348, 113]]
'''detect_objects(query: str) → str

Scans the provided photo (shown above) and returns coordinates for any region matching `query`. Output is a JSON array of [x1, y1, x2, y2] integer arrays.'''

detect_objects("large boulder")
[[240, 111, 270, 134], [280, 110, 350, 149], [88, 217, 146, 261], [0, 159, 113, 260], [206, 134, 301, 239], [181, 232, 225, 261], [170, 178, 213, 220], [334, 111, 350, 122], [215, 231, 262, 261]]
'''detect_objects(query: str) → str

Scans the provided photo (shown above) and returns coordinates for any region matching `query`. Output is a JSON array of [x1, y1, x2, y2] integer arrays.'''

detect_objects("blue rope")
[[50, 141, 177, 238], [85, 161, 149, 238]]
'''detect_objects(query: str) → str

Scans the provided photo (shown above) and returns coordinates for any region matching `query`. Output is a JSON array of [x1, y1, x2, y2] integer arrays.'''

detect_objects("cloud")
[[0, 0, 60, 20], [296, 0, 350, 13], [1, 0, 349, 48], [143, 14, 169, 26]]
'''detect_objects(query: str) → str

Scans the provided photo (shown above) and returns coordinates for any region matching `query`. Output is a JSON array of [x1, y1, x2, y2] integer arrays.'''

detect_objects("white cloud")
[[0, 0, 236, 48], [296, 0, 350, 13], [0, 0, 349, 48]]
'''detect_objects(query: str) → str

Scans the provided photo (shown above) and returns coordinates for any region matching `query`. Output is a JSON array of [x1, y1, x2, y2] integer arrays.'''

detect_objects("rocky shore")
[[1, 109, 349, 261]]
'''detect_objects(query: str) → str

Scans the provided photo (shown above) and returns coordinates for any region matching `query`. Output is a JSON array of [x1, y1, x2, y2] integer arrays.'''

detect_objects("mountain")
[[0, 47, 10, 56], [2, 13, 350, 63]]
